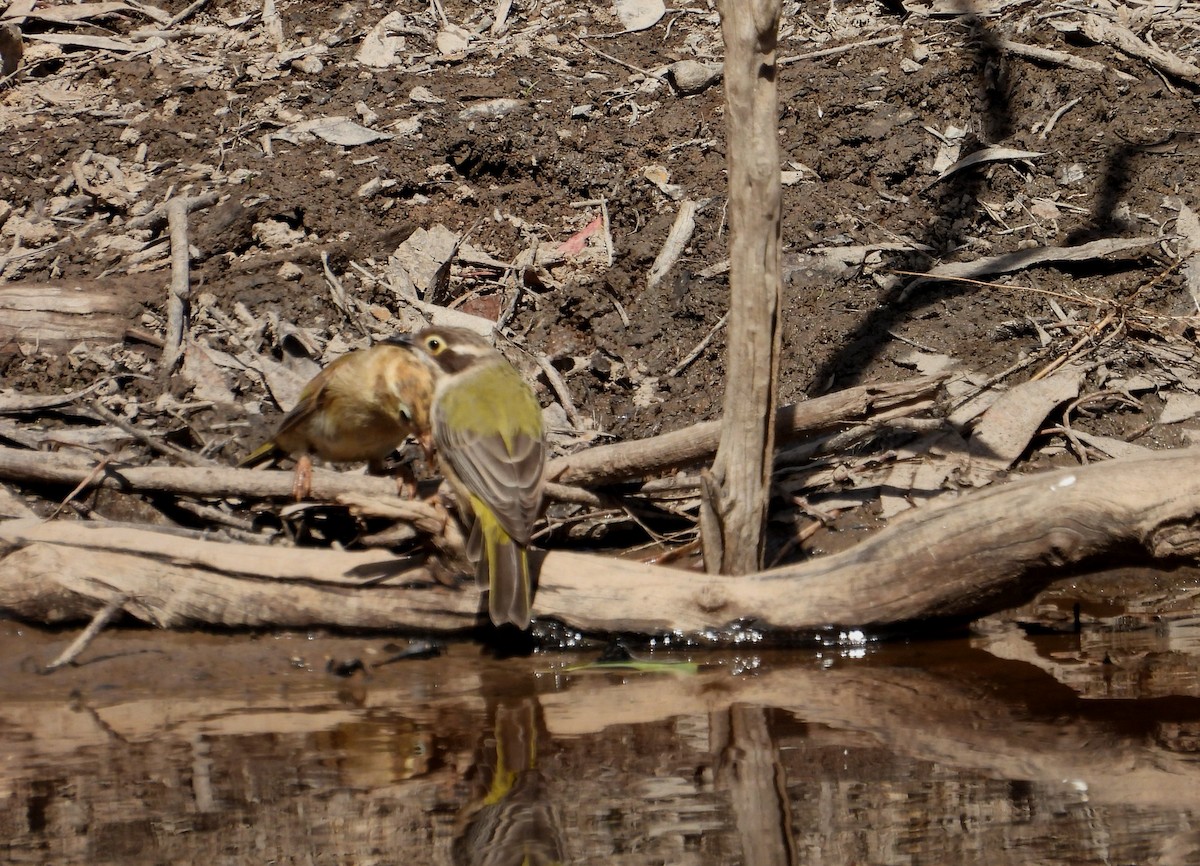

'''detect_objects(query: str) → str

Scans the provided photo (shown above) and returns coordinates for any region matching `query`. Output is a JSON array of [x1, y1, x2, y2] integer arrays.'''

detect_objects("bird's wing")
[[240, 359, 340, 462], [437, 418, 544, 544], [270, 354, 353, 443]]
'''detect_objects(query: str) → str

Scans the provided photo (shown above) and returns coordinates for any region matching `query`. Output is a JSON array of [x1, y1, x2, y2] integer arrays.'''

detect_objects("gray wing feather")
[[436, 411, 544, 544]]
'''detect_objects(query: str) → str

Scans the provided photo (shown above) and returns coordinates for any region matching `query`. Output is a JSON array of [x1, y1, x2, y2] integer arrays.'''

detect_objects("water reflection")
[[2, 623, 1200, 864], [452, 685, 566, 865]]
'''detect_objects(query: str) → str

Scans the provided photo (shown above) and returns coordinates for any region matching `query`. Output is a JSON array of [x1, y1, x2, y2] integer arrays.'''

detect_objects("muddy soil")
[[2, 7, 1200, 614], [4, 1, 1197, 440]]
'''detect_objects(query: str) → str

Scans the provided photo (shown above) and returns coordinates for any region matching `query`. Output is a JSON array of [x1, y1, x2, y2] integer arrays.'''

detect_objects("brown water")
[[3, 616, 1200, 865]]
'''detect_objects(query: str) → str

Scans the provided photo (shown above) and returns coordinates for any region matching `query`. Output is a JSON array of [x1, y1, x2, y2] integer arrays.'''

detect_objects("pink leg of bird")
[[291, 454, 314, 501]]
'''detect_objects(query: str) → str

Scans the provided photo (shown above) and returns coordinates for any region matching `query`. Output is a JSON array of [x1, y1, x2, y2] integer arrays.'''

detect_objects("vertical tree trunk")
[[715, 705, 797, 866], [701, 0, 784, 574]]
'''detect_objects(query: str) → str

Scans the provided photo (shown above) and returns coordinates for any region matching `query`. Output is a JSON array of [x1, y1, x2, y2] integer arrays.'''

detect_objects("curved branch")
[[2, 448, 1198, 634]]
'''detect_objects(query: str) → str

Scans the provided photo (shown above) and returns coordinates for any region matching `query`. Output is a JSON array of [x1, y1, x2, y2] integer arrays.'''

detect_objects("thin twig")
[[945, 350, 1048, 414], [1039, 96, 1081, 140], [576, 37, 657, 77], [88, 400, 218, 468], [41, 596, 128, 673], [534, 353, 585, 429], [887, 329, 941, 354], [779, 34, 900, 66], [169, 499, 269, 541], [45, 455, 112, 520], [321, 250, 370, 337], [1031, 311, 1119, 381], [669, 313, 728, 377], [162, 196, 197, 373], [167, 0, 212, 27], [496, 238, 534, 331]]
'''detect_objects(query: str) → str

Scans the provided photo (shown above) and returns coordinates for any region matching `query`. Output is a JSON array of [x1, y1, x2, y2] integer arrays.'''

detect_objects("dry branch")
[[536, 448, 1200, 631], [706, 0, 784, 574], [0, 375, 944, 504], [0, 444, 401, 500], [549, 375, 944, 486], [0, 517, 474, 630], [1078, 14, 1200, 85], [0, 282, 134, 352], [161, 193, 218, 372], [4, 448, 1199, 633], [40, 595, 127, 672], [999, 38, 1136, 82], [901, 236, 1159, 298]]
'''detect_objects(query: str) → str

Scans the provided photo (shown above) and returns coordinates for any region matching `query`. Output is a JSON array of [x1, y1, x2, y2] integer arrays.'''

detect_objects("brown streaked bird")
[[403, 326, 545, 629], [239, 339, 436, 500]]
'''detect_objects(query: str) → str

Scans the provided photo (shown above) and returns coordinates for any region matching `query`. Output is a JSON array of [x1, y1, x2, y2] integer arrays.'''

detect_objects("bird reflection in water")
[[452, 693, 567, 866]]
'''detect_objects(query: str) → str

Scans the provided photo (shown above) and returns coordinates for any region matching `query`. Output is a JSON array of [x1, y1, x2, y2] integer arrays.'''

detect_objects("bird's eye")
[[425, 337, 442, 353]]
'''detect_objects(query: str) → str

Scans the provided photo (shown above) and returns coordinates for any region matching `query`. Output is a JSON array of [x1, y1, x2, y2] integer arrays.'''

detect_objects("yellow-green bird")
[[451, 696, 566, 865], [404, 326, 545, 629], [239, 339, 436, 500]]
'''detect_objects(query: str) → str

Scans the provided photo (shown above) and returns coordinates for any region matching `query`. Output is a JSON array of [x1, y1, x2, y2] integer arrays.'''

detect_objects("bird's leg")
[[416, 433, 439, 477], [291, 454, 314, 500], [367, 456, 420, 499], [393, 464, 420, 499], [431, 498, 470, 581]]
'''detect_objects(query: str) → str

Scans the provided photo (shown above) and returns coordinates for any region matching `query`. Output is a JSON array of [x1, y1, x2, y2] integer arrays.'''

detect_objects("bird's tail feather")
[[479, 524, 532, 628], [238, 440, 281, 468]]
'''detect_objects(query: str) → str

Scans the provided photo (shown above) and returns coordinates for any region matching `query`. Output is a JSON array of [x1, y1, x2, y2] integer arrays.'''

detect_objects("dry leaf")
[[929, 146, 1045, 186], [612, 0, 665, 31], [647, 200, 698, 289], [1068, 430, 1152, 460], [181, 340, 237, 406], [387, 224, 461, 301], [905, 236, 1159, 297], [356, 11, 407, 68], [436, 24, 471, 56], [876, 430, 970, 518], [642, 164, 683, 199], [1159, 393, 1200, 425], [458, 98, 525, 120], [276, 117, 392, 147], [965, 369, 1083, 481]]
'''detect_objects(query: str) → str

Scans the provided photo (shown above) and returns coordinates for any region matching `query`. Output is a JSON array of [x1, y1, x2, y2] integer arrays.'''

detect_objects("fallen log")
[[0, 374, 945, 503], [1, 447, 1198, 634], [0, 278, 161, 356]]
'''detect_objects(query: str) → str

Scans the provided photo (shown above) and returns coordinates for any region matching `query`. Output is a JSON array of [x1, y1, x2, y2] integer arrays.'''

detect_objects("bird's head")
[[401, 326, 497, 375]]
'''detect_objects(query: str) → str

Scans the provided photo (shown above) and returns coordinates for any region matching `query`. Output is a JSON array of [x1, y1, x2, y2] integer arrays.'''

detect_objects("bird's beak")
[[385, 333, 418, 348]]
